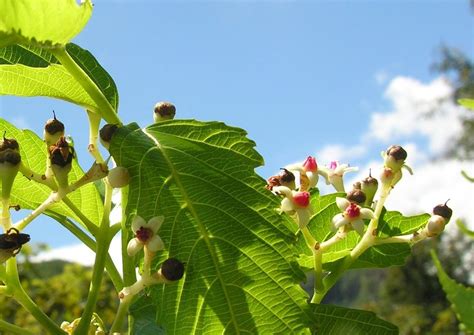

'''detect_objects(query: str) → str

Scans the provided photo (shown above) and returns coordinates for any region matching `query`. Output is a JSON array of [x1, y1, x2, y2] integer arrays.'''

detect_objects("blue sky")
[[1, 1, 473, 249]]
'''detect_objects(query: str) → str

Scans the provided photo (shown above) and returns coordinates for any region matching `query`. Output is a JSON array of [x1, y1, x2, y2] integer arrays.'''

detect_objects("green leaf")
[[110, 120, 313, 334], [431, 250, 474, 331], [312, 304, 398, 335], [459, 98, 474, 110], [130, 296, 165, 335], [0, 0, 93, 47], [377, 209, 429, 237], [456, 219, 474, 239], [0, 118, 103, 228], [0, 43, 119, 112]]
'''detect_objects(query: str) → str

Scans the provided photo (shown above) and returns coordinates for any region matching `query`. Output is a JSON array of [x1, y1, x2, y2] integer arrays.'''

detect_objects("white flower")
[[318, 161, 358, 192], [127, 215, 165, 256], [285, 156, 319, 191], [273, 186, 312, 229], [331, 197, 375, 235]]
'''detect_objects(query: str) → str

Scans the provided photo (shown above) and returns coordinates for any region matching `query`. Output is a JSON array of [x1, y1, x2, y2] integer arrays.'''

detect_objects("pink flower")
[[318, 161, 358, 192], [127, 215, 165, 256], [273, 186, 313, 229]]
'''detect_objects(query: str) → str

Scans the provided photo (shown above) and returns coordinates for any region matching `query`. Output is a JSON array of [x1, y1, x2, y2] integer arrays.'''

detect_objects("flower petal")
[[332, 213, 349, 229], [307, 171, 319, 189], [131, 215, 146, 233], [147, 235, 165, 252], [296, 208, 311, 229], [281, 197, 295, 212], [147, 216, 164, 233], [360, 208, 375, 220], [127, 238, 143, 256], [336, 197, 350, 211], [351, 219, 365, 235], [272, 186, 293, 198]]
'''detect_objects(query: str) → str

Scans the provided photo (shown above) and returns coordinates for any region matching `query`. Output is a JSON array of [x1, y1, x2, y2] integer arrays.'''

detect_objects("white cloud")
[[374, 70, 390, 86], [32, 235, 123, 271], [316, 144, 367, 165], [368, 76, 465, 155]]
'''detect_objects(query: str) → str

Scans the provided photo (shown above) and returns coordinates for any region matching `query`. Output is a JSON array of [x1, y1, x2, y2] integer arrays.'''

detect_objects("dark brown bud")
[[44, 111, 65, 136], [279, 168, 295, 184], [386, 145, 407, 161], [265, 176, 280, 190], [346, 189, 366, 205], [353, 181, 362, 190], [161, 258, 185, 281], [154, 102, 176, 122], [49, 137, 74, 167], [433, 201, 452, 221], [99, 124, 119, 144], [0, 134, 19, 152]]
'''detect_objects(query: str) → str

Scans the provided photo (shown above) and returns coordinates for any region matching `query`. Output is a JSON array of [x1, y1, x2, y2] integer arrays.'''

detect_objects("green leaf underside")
[[110, 120, 312, 334], [459, 98, 474, 110], [431, 251, 474, 331], [297, 195, 429, 269], [0, 43, 119, 112], [0, 0, 92, 47], [312, 304, 398, 335], [0, 118, 103, 227], [130, 296, 166, 335]]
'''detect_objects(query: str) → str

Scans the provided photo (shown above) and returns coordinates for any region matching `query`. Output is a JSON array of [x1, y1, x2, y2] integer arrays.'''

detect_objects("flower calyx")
[[332, 197, 375, 235], [318, 161, 358, 192], [127, 215, 165, 256], [154, 101, 176, 122], [43, 111, 65, 146]]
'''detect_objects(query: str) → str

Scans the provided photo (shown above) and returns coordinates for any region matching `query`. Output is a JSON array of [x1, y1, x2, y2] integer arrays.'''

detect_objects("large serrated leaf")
[[0, 43, 119, 112], [110, 120, 313, 334], [312, 304, 398, 335], [431, 251, 474, 332], [0, 118, 103, 228], [459, 98, 474, 110], [0, 0, 92, 47]]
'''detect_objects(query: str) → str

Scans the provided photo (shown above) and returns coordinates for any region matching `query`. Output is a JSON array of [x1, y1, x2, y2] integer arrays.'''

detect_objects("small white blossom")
[[273, 186, 313, 229], [285, 156, 319, 191], [331, 197, 375, 235], [127, 215, 165, 256], [318, 161, 358, 192]]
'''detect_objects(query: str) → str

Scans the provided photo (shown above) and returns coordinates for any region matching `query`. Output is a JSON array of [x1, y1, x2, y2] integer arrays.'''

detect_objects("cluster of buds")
[[352, 170, 379, 207], [380, 145, 412, 188], [267, 156, 319, 229]]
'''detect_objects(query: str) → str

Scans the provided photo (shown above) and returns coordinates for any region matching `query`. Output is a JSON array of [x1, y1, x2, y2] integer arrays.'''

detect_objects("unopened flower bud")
[[361, 171, 378, 206], [346, 189, 366, 205], [160, 258, 185, 282], [0, 135, 21, 199], [353, 181, 362, 190], [43, 111, 65, 146], [154, 102, 176, 122], [384, 145, 407, 172], [99, 124, 119, 149], [107, 166, 130, 188], [49, 137, 74, 188], [433, 201, 453, 221], [426, 215, 447, 237]]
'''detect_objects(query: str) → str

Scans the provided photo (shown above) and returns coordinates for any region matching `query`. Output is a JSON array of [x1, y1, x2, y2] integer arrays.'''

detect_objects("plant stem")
[[0, 319, 36, 335], [120, 187, 136, 286], [75, 183, 113, 334], [58, 216, 123, 290], [5, 259, 65, 334], [62, 197, 98, 236], [109, 293, 134, 334], [87, 110, 105, 164], [14, 192, 60, 231], [50, 47, 121, 125]]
